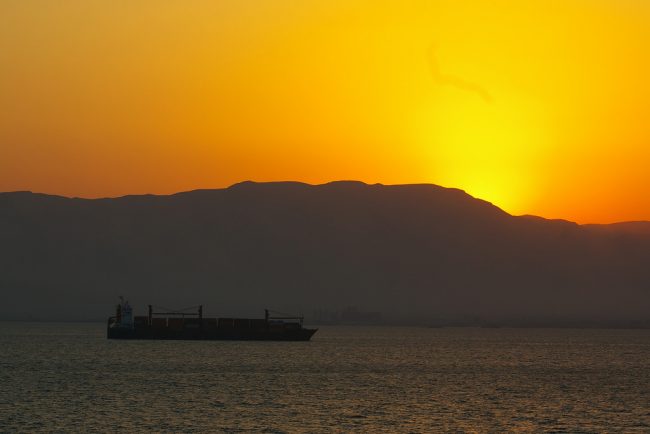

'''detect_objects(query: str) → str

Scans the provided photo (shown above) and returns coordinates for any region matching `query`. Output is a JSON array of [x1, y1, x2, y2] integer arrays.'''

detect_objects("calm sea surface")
[[1, 323, 649, 433]]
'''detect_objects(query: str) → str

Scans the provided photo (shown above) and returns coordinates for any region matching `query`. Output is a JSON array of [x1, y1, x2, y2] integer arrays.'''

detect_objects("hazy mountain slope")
[[1, 181, 649, 322], [583, 221, 650, 235]]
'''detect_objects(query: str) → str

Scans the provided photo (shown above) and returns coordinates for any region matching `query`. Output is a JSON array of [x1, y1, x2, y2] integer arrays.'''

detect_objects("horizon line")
[[2, 179, 649, 227]]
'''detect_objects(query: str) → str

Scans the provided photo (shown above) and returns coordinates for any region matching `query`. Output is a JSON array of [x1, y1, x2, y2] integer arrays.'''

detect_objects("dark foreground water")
[[1, 323, 649, 433]]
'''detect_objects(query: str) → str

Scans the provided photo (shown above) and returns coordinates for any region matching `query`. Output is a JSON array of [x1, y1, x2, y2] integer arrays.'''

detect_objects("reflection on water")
[[1, 323, 649, 432]]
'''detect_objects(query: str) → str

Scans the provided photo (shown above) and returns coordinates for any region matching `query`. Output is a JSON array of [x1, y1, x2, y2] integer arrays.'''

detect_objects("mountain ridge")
[[1, 181, 649, 322], [3, 180, 648, 229]]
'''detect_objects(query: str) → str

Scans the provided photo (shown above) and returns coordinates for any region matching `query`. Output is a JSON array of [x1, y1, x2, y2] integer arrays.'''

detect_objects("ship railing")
[[150, 312, 200, 316], [147, 305, 203, 326], [265, 309, 304, 326]]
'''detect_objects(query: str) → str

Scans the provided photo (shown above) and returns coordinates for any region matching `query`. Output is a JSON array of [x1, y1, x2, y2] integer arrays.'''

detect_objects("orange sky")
[[1, 0, 649, 223]]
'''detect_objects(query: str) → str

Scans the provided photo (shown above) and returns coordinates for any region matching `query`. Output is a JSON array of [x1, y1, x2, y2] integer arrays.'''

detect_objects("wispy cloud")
[[427, 44, 493, 104]]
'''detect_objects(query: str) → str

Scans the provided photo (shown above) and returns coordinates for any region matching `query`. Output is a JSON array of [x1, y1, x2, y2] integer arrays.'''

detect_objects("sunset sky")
[[1, 0, 649, 223]]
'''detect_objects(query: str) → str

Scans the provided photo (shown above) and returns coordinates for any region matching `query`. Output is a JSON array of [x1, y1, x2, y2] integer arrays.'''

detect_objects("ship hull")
[[107, 326, 317, 341]]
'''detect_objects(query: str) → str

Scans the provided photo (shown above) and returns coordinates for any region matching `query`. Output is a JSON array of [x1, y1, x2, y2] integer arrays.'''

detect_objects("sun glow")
[[417, 90, 548, 214]]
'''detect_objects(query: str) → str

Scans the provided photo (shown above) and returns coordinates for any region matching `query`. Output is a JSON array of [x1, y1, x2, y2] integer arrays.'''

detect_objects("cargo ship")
[[107, 298, 317, 341]]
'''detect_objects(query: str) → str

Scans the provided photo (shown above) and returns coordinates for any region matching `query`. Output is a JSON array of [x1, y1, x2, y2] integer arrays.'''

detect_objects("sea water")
[[1, 323, 649, 432]]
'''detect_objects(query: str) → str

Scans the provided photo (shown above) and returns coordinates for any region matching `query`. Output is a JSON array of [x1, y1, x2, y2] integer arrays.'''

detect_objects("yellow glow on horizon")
[[416, 88, 549, 215]]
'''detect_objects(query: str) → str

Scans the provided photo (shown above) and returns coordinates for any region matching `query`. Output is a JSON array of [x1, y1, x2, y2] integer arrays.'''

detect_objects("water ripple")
[[1, 324, 649, 432]]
